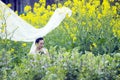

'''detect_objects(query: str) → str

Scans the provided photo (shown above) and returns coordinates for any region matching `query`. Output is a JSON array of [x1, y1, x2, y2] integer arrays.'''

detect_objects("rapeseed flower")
[[22, 43, 27, 47], [10, 48, 14, 52], [7, 3, 12, 7], [24, 5, 31, 12]]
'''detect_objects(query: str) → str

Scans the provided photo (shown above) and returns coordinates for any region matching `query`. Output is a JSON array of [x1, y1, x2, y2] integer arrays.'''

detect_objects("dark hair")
[[35, 37, 43, 44]]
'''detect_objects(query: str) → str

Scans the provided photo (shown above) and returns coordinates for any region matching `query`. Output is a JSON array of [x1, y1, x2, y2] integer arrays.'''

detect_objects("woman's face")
[[37, 40, 44, 49]]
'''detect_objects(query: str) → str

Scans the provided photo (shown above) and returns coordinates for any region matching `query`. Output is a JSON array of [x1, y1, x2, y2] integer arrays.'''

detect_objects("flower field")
[[0, 0, 120, 79], [20, 0, 120, 54]]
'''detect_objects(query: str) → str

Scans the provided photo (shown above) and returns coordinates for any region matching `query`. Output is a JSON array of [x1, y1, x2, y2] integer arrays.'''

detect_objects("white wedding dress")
[[0, 0, 72, 54]]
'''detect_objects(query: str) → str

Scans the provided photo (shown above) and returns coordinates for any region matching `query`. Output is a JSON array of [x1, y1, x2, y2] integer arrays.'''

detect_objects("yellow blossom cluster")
[[20, 0, 53, 28], [20, 0, 120, 48]]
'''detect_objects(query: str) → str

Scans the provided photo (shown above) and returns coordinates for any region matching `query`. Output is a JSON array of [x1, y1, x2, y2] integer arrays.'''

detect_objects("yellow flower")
[[98, 13, 102, 19], [2, 23, 6, 28], [73, 0, 79, 3], [92, 43, 97, 48], [102, 0, 110, 16], [1, 29, 4, 33], [115, 2, 119, 6], [51, 4, 57, 10], [22, 43, 27, 47], [117, 30, 120, 37], [70, 34, 74, 38], [58, 3, 62, 8], [90, 43, 97, 50], [81, 8, 86, 14], [64, 1, 69, 6], [47, 5, 51, 10], [110, 19, 115, 26], [40, 0, 45, 3], [112, 6, 117, 14], [88, 22, 92, 27], [81, 21, 86, 26], [7, 3, 12, 7], [34, 3, 40, 8], [10, 48, 14, 52], [70, 33, 76, 42], [24, 5, 31, 12], [97, 22, 101, 28], [110, 0, 114, 2], [71, 7, 76, 14], [94, 1, 100, 7], [64, 22, 69, 29], [73, 27, 77, 32], [73, 37, 77, 42], [88, 5, 95, 16]]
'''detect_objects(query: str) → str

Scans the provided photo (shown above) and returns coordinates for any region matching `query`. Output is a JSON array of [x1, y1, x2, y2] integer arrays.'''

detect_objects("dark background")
[[1, 0, 120, 14]]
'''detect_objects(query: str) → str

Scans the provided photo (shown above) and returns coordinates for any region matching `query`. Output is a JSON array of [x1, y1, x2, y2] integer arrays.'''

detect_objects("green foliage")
[[75, 15, 120, 55], [1, 47, 120, 80]]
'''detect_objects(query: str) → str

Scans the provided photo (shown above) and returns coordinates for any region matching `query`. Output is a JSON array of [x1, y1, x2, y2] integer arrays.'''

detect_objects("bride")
[[0, 1, 72, 54]]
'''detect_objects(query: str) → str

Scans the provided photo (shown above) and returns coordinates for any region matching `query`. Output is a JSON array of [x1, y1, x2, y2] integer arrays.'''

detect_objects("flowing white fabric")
[[0, 1, 72, 54]]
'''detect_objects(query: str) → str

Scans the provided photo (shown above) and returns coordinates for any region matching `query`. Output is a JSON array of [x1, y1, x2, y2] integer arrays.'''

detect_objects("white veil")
[[0, 1, 72, 54]]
